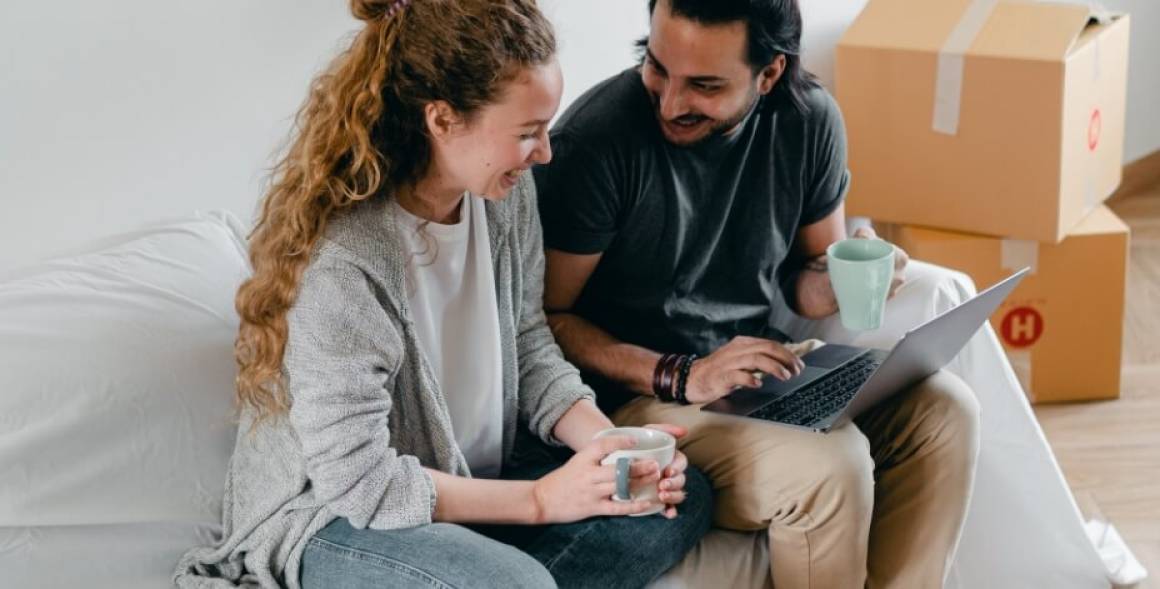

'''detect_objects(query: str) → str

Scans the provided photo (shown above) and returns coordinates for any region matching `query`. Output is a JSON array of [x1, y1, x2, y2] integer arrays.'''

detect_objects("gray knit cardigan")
[[173, 174, 595, 587]]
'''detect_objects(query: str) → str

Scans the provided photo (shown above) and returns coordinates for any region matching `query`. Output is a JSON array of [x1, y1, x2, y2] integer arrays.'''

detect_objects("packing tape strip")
[[932, 0, 998, 135], [1006, 349, 1034, 402], [934, 0, 1111, 136], [1001, 238, 1038, 275]]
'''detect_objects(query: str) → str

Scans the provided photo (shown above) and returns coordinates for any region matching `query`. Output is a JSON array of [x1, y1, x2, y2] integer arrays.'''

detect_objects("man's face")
[[640, 1, 767, 147]]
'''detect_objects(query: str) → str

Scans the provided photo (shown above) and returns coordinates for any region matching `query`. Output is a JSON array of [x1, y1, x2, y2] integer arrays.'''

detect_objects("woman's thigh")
[[476, 444, 715, 588], [301, 517, 556, 589]]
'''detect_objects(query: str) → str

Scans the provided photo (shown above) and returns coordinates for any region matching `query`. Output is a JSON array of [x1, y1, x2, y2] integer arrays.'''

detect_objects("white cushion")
[[0, 212, 247, 527]]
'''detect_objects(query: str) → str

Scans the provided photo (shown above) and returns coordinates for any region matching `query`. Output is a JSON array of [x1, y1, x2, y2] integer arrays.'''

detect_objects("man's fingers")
[[746, 341, 806, 372], [729, 352, 798, 379], [724, 369, 760, 390], [894, 246, 910, 270], [728, 350, 802, 377]]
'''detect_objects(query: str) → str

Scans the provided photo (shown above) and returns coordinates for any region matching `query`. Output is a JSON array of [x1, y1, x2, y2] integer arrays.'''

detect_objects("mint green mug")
[[826, 238, 895, 331]]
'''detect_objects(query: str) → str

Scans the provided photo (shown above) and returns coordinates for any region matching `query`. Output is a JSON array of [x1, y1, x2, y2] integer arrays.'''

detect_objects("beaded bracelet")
[[674, 354, 698, 405]]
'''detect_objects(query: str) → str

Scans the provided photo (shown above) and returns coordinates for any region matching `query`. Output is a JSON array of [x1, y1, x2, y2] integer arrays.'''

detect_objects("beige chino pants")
[[612, 341, 981, 589]]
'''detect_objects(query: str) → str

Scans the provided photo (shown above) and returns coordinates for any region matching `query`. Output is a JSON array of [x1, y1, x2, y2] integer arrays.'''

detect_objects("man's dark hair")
[[639, 0, 819, 114]]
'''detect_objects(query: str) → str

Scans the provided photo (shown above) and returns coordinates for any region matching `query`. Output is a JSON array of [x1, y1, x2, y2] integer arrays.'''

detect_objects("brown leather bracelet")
[[653, 353, 676, 402], [662, 353, 684, 403], [658, 353, 682, 402]]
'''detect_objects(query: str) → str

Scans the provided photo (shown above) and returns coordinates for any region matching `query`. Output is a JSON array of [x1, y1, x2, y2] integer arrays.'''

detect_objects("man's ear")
[[424, 100, 464, 141], [757, 54, 787, 95]]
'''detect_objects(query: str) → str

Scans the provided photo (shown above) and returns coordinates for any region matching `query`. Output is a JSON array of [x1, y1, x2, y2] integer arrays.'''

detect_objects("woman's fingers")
[[601, 498, 655, 517], [591, 460, 658, 484], [666, 451, 688, 477], [659, 473, 686, 493]]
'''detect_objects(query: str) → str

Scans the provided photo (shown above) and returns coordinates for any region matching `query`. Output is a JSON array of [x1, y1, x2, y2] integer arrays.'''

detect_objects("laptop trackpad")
[[755, 365, 832, 398], [801, 343, 864, 369]]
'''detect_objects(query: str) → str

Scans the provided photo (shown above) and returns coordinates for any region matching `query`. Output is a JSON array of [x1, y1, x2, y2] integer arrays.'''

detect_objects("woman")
[[174, 1, 713, 587]]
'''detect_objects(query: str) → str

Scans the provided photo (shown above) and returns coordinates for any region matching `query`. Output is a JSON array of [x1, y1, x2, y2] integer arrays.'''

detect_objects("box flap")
[[970, 2, 1095, 61], [839, 0, 973, 53], [1071, 12, 1126, 55], [1068, 205, 1130, 237], [840, 0, 1097, 61]]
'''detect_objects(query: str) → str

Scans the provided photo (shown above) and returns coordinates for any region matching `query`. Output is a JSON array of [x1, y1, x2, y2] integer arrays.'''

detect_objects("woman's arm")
[[286, 258, 436, 530], [511, 175, 599, 444], [427, 433, 658, 526], [426, 469, 540, 524], [551, 398, 614, 452]]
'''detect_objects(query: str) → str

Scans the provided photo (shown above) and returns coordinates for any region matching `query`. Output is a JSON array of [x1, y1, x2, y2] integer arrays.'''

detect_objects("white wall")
[[0, 2, 358, 274], [1086, 0, 1160, 163], [1, 1, 1157, 274]]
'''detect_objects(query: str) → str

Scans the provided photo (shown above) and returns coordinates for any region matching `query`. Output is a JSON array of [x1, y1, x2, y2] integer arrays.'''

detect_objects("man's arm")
[[791, 203, 909, 320], [544, 250, 661, 398], [791, 204, 848, 319], [544, 250, 804, 405]]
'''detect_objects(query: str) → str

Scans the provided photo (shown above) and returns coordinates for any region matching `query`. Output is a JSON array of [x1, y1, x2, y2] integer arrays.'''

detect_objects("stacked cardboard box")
[[835, 0, 1131, 402]]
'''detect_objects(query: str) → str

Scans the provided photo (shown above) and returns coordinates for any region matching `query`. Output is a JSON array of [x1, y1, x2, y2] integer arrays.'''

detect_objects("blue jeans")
[[300, 446, 714, 588]]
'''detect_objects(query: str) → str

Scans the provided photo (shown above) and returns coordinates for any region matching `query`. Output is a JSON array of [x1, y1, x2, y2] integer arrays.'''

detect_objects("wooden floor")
[[1034, 165, 1160, 588]]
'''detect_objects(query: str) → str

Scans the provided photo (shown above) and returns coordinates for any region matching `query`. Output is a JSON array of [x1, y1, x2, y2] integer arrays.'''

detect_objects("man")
[[533, 0, 981, 587]]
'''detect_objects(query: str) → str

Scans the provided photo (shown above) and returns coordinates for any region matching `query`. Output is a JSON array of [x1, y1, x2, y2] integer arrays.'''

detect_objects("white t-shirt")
[[393, 195, 505, 478]]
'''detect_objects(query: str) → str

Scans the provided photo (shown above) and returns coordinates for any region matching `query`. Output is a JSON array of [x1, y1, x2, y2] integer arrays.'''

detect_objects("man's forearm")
[[546, 312, 661, 398], [794, 256, 840, 319]]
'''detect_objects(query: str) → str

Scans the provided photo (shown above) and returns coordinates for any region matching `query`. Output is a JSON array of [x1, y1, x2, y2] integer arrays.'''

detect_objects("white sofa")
[[0, 212, 1112, 588]]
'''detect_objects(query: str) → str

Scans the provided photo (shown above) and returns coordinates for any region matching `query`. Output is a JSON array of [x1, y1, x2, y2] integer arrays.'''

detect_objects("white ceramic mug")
[[593, 427, 676, 517]]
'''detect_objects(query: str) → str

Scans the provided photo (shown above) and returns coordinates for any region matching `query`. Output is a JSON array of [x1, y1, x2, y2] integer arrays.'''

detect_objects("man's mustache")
[[668, 113, 709, 125]]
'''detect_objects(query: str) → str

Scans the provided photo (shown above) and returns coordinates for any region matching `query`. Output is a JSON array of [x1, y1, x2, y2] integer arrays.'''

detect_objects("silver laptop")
[[702, 268, 1030, 432]]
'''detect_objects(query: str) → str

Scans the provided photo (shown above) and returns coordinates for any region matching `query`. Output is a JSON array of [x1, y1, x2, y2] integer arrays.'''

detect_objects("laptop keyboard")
[[749, 354, 880, 428]]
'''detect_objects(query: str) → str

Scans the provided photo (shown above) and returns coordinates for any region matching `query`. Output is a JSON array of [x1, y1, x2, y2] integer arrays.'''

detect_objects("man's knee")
[[714, 424, 875, 531], [908, 370, 982, 452]]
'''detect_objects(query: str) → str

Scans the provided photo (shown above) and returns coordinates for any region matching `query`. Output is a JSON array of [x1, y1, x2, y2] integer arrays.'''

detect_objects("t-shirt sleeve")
[[533, 131, 622, 255], [799, 92, 851, 226]]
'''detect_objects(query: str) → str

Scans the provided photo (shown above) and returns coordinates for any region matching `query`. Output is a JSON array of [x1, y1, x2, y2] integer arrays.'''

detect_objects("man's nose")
[[659, 83, 687, 121]]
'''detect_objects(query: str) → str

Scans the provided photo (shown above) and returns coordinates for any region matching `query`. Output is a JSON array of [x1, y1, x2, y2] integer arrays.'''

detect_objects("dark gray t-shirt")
[[535, 68, 849, 410]]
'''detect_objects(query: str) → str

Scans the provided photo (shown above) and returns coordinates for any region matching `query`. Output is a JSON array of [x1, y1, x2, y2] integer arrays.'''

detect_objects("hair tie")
[[387, 0, 412, 17]]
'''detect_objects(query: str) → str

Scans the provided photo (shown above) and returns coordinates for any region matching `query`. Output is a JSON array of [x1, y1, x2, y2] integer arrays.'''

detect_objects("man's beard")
[[654, 84, 761, 148]]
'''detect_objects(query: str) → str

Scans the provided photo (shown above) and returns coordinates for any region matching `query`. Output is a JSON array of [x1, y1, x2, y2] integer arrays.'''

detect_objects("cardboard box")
[[879, 205, 1129, 403], [837, 0, 1130, 243]]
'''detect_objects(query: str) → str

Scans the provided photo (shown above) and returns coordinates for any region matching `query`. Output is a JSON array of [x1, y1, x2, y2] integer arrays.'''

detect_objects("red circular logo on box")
[[1088, 108, 1102, 151], [1000, 307, 1044, 348]]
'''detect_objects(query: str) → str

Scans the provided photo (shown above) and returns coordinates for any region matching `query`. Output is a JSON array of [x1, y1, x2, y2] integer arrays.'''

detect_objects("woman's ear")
[[424, 100, 464, 142]]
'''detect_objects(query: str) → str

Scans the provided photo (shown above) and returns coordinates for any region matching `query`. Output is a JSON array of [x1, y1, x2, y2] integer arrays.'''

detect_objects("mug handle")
[[615, 456, 632, 501]]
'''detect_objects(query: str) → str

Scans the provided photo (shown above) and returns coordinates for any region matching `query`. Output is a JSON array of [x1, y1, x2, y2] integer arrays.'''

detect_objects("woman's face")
[[432, 60, 563, 200]]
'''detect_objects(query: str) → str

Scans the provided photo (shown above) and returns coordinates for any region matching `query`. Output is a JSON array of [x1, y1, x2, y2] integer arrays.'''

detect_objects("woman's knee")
[[599, 465, 714, 567], [680, 465, 715, 540]]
